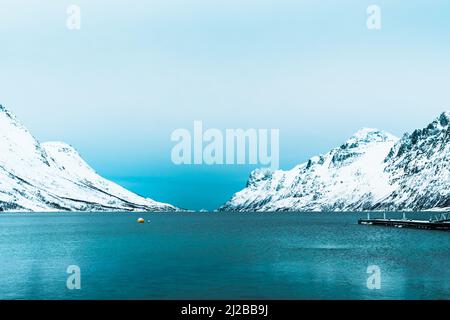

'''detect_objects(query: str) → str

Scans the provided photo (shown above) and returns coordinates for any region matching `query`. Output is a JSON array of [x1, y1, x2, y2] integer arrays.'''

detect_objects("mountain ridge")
[[0, 104, 179, 212], [220, 111, 450, 212]]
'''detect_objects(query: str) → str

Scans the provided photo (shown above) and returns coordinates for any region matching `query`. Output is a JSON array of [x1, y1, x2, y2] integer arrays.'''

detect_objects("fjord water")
[[0, 213, 449, 300]]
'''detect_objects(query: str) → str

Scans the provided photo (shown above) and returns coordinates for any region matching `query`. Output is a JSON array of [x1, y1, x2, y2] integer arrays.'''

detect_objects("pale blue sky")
[[1, 0, 450, 209]]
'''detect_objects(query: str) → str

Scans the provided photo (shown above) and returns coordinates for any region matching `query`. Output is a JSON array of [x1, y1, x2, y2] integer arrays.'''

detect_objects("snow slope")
[[373, 111, 450, 211], [0, 104, 178, 212], [220, 112, 450, 212]]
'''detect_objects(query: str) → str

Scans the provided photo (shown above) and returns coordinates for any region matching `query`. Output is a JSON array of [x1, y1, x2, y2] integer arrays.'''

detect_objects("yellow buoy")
[[137, 218, 145, 224]]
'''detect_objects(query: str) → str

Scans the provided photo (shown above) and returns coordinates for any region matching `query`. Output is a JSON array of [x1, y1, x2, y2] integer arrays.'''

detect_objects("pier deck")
[[358, 218, 450, 231]]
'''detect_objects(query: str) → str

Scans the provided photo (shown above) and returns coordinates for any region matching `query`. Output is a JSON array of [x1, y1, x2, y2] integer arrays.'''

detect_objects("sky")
[[1, 0, 450, 210]]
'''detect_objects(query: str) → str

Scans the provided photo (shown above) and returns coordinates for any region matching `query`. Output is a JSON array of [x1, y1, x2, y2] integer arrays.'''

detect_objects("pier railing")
[[365, 212, 409, 221], [364, 212, 450, 223]]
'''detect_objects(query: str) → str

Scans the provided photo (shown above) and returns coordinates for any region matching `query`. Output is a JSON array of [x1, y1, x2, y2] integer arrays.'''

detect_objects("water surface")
[[0, 212, 449, 300]]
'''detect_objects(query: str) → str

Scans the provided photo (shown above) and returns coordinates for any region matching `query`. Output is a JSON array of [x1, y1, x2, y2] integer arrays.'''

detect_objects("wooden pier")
[[358, 212, 450, 231]]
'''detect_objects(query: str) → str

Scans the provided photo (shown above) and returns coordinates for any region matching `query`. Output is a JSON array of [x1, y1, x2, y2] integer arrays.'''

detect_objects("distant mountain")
[[219, 112, 450, 212], [0, 105, 179, 212]]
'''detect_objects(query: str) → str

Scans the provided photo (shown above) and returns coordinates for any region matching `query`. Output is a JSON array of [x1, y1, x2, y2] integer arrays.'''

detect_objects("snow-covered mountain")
[[373, 112, 450, 211], [0, 105, 179, 212], [220, 112, 450, 212]]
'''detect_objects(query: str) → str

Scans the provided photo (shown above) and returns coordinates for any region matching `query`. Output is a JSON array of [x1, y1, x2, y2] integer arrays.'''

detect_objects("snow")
[[220, 114, 450, 212], [0, 105, 179, 212]]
